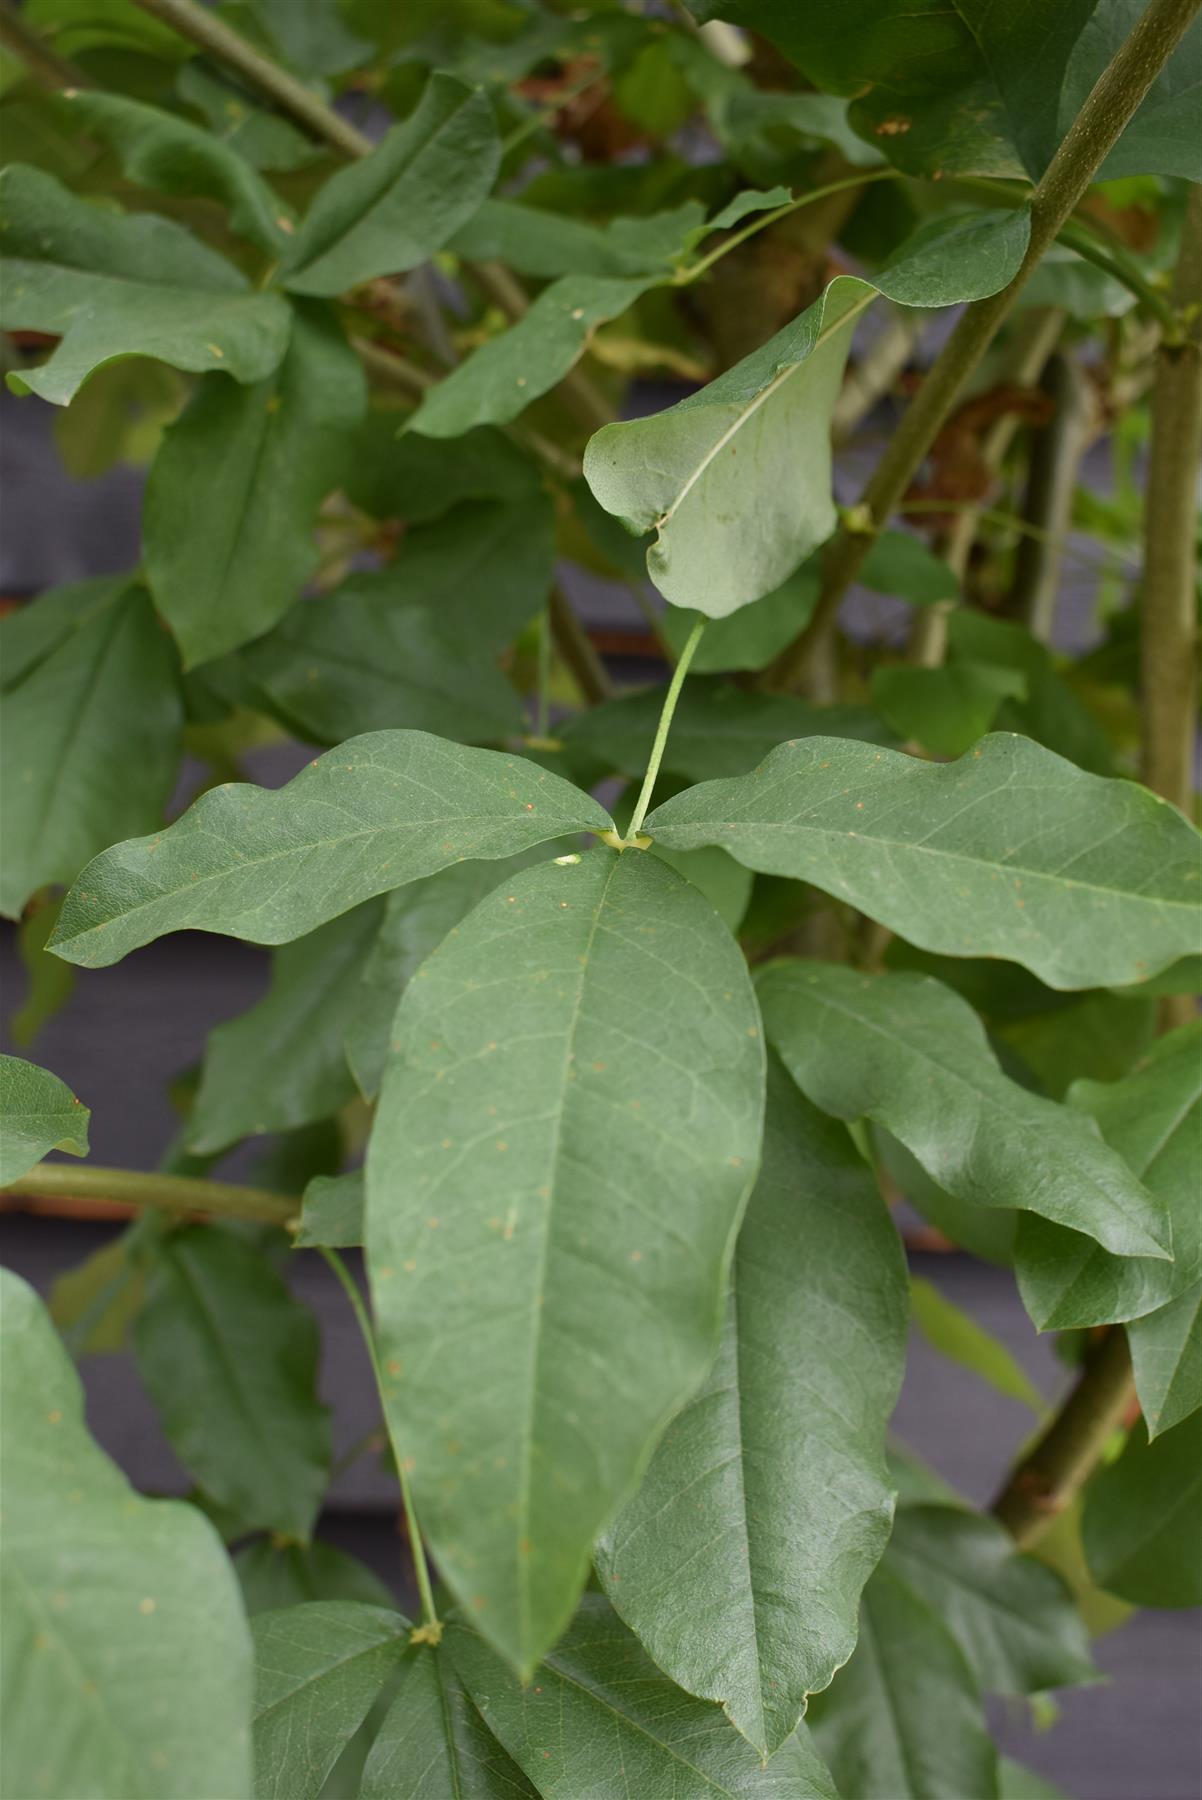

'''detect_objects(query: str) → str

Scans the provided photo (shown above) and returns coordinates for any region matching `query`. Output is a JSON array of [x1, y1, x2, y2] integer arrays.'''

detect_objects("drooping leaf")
[[345, 847, 570, 1101], [282, 74, 499, 296], [0, 163, 291, 404], [1082, 1413, 1202, 1608], [561, 677, 892, 784], [0, 581, 184, 916], [646, 733, 1202, 990], [447, 1599, 840, 1799], [54, 89, 290, 252], [1015, 1021, 1202, 1337], [235, 1538, 394, 1616], [0, 1269, 254, 1799], [143, 301, 366, 667], [133, 1226, 331, 1539], [0, 1052, 90, 1183], [757, 962, 1169, 1259], [250, 1601, 410, 1800], [188, 901, 384, 1153], [409, 274, 653, 437], [49, 733, 612, 968], [885, 1505, 1098, 1694], [910, 1277, 1044, 1412], [367, 848, 765, 1673], [296, 1170, 365, 1249], [807, 1561, 999, 1800], [597, 1056, 908, 1755], [359, 1644, 538, 1799], [582, 210, 1029, 616]]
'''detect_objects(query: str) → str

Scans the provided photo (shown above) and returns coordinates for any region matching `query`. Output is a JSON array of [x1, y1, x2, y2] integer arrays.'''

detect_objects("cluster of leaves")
[[1, 1, 1200, 1797]]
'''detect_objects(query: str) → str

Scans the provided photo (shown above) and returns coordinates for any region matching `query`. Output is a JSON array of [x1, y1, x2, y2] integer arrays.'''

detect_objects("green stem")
[[317, 1247, 441, 1639], [132, 0, 373, 156], [898, 499, 1134, 571], [1, 1161, 297, 1225], [625, 617, 705, 842], [768, 0, 1202, 692], [673, 168, 903, 285], [1056, 217, 1180, 335]]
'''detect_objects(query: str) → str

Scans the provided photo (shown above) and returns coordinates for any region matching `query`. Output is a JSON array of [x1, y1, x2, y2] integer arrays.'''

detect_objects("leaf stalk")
[[624, 616, 705, 843]]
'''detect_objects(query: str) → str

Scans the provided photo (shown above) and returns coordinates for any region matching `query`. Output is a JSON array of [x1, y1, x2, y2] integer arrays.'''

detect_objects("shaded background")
[[2, 354, 1200, 1800]]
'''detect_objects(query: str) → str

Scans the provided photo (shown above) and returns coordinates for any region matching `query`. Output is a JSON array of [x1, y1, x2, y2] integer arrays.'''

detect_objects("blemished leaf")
[[0, 1052, 90, 1183], [757, 962, 1169, 1260], [345, 847, 570, 1101], [409, 274, 653, 437], [0, 582, 184, 917], [807, 1561, 999, 1800], [872, 660, 1026, 760], [235, 1538, 394, 1616], [447, 1599, 840, 1799], [582, 209, 1029, 617], [245, 0, 370, 77], [1082, 1413, 1202, 1608], [296, 1170, 365, 1249], [344, 418, 542, 522], [447, 197, 707, 279], [134, 1226, 331, 1540], [0, 1269, 254, 1799], [645, 733, 1202, 991], [885, 1505, 1098, 1694], [49, 733, 613, 968], [282, 74, 499, 296], [250, 1601, 411, 1800], [366, 849, 765, 1674], [239, 586, 523, 749], [1015, 1021, 1202, 1338], [596, 1056, 908, 1755], [54, 89, 290, 251], [188, 901, 384, 1154], [910, 1276, 1044, 1413], [359, 1644, 538, 1799], [0, 163, 291, 405], [561, 677, 892, 784], [143, 301, 366, 668]]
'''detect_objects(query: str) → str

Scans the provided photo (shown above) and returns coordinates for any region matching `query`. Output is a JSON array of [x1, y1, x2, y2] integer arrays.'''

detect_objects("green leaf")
[[250, 1601, 410, 1800], [0, 571, 132, 692], [947, 611, 1115, 777], [561, 677, 892, 784], [872, 661, 1026, 759], [235, 1538, 394, 1616], [296, 1170, 365, 1249], [134, 1226, 331, 1539], [143, 301, 365, 668], [0, 1052, 90, 1183], [0, 581, 184, 917], [11, 896, 76, 1048], [447, 1598, 840, 1799], [582, 211, 1029, 617], [757, 962, 1169, 1260], [998, 988, 1157, 1101], [282, 74, 499, 296], [360, 1644, 538, 1799], [1015, 1021, 1202, 1336], [54, 89, 290, 252], [409, 274, 653, 437], [910, 1277, 1044, 1412], [345, 847, 571, 1101], [447, 197, 706, 279], [885, 1505, 1097, 1694], [50, 1231, 146, 1356], [382, 493, 557, 653], [0, 1269, 253, 1799], [367, 848, 764, 1673], [596, 1056, 907, 1755], [49, 732, 612, 968], [999, 1759, 1070, 1800], [860, 529, 960, 606], [344, 417, 541, 522], [1082, 1413, 1202, 1607], [646, 733, 1202, 990], [880, 1132, 1017, 1265], [245, 0, 370, 77], [188, 900, 382, 1153], [659, 560, 822, 674], [807, 1560, 998, 1800], [175, 62, 324, 172], [53, 355, 184, 479], [0, 163, 291, 404]]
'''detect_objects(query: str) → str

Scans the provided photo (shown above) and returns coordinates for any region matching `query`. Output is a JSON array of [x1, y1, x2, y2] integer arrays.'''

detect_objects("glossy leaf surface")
[[647, 734, 1202, 990], [50, 733, 612, 967], [0, 1270, 254, 1799], [758, 963, 1168, 1259], [367, 849, 764, 1672], [597, 1057, 907, 1754]]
